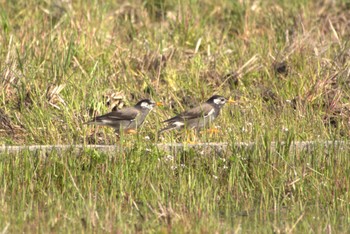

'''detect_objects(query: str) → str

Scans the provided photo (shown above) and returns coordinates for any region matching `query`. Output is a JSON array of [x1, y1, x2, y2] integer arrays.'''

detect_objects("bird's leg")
[[124, 129, 138, 135], [184, 129, 192, 144], [200, 126, 220, 137], [117, 130, 134, 147], [114, 128, 122, 144], [206, 127, 220, 136], [184, 129, 198, 144], [114, 132, 121, 144], [192, 129, 199, 143]]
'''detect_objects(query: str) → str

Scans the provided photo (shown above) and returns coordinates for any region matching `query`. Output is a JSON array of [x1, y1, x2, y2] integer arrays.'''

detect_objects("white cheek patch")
[[141, 102, 152, 109], [213, 98, 221, 105], [172, 121, 185, 127], [140, 102, 148, 108]]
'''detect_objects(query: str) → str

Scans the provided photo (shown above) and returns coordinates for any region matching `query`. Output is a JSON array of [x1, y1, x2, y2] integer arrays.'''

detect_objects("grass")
[[1, 140, 349, 232], [1, 0, 350, 232]]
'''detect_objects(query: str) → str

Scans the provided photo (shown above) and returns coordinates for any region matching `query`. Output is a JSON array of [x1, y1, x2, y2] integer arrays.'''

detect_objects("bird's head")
[[207, 95, 227, 107], [136, 99, 156, 110]]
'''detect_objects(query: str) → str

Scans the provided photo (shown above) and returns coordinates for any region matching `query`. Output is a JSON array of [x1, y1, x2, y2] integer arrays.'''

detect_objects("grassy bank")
[[1, 0, 350, 232], [1, 0, 350, 144], [1, 139, 350, 233]]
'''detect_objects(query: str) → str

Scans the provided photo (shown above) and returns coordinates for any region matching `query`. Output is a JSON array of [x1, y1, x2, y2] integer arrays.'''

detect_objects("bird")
[[159, 95, 229, 134], [85, 99, 156, 134]]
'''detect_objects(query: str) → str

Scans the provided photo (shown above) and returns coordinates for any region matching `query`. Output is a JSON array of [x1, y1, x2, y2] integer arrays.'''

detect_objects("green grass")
[[1, 0, 350, 232], [1, 140, 349, 232]]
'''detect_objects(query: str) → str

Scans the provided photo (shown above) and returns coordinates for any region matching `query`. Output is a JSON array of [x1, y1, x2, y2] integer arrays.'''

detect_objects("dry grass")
[[1, 1, 350, 144], [1, 0, 350, 232]]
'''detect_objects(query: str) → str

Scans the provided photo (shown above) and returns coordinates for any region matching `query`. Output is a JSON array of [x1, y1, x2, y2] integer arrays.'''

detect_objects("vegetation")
[[1, 0, 350, 232]]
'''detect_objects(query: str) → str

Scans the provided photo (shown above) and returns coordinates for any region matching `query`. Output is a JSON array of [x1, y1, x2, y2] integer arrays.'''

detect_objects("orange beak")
[[156, 102, 163, 107], [227, 98, 235, 104]]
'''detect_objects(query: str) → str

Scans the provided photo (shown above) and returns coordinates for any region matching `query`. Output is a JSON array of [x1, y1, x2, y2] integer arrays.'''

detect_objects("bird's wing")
[[94, 107, 140, 122], [164, 103, 214, 123]]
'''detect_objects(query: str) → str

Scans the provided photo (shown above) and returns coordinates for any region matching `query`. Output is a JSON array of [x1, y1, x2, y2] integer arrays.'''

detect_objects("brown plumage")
[[159, 95, 228, 133], [85, 99, 155, 134]]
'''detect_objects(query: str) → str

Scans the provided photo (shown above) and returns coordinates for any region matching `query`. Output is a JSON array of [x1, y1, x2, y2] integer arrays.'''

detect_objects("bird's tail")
[[158, 123, 181, 134], [83, 120, 104, 126], [158, 126, 174, 134]]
